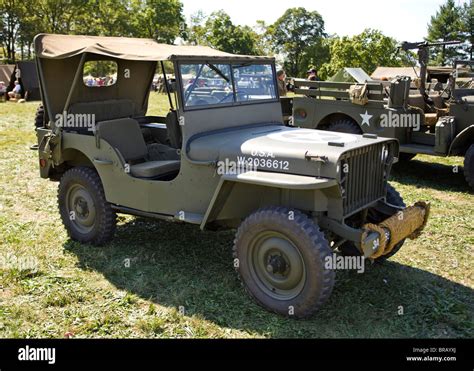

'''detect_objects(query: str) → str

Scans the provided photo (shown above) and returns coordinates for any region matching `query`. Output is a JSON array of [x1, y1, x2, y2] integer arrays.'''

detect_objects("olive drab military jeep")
[[288, 42, 474, 189], [33, 34, 430, 318]]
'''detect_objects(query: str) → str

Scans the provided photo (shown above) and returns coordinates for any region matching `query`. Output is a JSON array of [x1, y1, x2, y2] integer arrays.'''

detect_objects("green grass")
[[0, 94, 472, 338]]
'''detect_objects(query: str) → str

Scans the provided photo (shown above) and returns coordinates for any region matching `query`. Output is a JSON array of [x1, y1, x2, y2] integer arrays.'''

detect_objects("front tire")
[[464, 144, 474, 189], [397, 153, 416, 162], [58, 167, 116, 245], [233, 206, 335, 318]]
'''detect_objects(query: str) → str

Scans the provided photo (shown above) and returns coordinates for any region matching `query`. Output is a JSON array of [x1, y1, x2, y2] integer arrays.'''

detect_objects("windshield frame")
[[175, 59, 280, 111]]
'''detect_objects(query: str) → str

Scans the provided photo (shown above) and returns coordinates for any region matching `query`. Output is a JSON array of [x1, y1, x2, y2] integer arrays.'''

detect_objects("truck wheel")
[[58, 167, 116, 245], [233, 206, 335, 318], [34, 105, 44, 129], [395, 153, 416, 164], [340, 185, 406, 261], [326, 119, 362, 134], [464, 144, 474, 189]]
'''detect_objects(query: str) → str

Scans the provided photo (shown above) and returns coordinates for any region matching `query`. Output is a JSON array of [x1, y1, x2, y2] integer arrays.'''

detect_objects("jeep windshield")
[[179, 62, 278, 109]]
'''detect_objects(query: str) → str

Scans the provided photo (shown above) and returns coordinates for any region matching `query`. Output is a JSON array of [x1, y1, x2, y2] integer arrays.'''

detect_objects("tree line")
[[1, 0, 472, 79]]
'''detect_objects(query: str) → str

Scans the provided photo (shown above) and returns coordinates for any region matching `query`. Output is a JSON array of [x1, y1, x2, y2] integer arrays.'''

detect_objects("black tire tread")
[[58, 167, 116, 245], [233, 206, 335, 318], [397, 153, 416, 163], [464, 144, 474, 189], [327, 118, 362, 134]]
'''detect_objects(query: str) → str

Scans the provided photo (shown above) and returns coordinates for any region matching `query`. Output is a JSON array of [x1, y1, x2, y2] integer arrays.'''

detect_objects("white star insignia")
[[360, 110, 373, 127]]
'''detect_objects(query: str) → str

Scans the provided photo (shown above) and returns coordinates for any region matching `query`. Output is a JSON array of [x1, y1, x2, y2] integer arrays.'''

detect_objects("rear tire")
[[233, 206, 335, 318], [326, 118, 362, 134], [464, 144, 474, 189], [58, 167, 116, 245]]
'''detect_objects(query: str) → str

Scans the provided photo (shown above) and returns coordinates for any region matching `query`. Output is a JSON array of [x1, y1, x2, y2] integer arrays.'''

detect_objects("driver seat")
[[98, 118, 180, 179]]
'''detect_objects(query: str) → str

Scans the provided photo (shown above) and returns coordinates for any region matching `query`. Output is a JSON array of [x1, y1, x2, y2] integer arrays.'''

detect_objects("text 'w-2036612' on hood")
[[186, 123, 398, 180]]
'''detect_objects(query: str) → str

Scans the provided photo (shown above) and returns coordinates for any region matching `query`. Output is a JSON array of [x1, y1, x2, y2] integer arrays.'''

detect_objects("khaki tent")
[[329, 67, 373, 83], [15, 61, 41, 100], [371, 67, 420, 81], [0, 65, 15, 89]]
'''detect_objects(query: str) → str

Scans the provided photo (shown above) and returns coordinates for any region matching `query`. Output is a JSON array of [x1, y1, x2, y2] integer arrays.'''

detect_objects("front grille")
[[339, 142, 395, 216]]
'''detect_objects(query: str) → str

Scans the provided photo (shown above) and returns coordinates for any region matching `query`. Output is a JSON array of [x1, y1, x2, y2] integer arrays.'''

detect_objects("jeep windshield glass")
[[179, 63, 277, 108]]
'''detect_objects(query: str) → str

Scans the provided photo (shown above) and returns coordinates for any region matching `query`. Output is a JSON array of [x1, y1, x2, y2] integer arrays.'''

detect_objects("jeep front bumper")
[[360, 202, 430, 259]]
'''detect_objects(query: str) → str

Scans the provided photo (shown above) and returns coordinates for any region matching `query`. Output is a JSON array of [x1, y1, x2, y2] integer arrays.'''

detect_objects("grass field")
[[0, 94, 472, 338]]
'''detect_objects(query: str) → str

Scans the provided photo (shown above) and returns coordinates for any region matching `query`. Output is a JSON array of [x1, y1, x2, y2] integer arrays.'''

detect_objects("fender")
[[449, 125, 474, 156], [199, 171, 337, 230]]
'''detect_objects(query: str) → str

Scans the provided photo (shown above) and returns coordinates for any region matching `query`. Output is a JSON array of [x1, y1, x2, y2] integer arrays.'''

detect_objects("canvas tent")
[[371, 67, 420, 81], [371, 66, 455, 86], [15, 61, 41, 100], [329, 67, 373, 83], [0, 65, 15, 90]]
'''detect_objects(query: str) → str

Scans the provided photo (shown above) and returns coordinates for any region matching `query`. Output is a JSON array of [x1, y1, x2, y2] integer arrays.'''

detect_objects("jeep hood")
[[186, 124, 398, 179]]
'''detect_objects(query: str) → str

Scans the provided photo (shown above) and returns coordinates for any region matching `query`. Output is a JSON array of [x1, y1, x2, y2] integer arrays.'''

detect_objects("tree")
[[462, 0, 473, 60], [0, 0, 27, 62], [426, 0, 467, 65], [319, 29, 411, 79], [85, 0, 136, 37], [132, 0, 185, 43], [187, 10, 259, 55], [186, 10, 207, 45], [299, 38, 330, 78], [267, 7, 326, 77], [0, 0, 187, 62]]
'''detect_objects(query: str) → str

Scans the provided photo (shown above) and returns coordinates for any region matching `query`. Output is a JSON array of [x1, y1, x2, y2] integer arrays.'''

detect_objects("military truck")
[[289, 42, 474, 189], [33, 34, 429, 317]]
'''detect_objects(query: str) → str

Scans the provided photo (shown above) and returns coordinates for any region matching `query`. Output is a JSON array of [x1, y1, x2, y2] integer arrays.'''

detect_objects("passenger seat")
[[98, 118, 180, 179]]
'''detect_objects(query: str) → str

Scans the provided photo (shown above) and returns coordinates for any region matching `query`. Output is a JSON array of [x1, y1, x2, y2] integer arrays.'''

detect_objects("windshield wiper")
[[207, 63, 230, 83]]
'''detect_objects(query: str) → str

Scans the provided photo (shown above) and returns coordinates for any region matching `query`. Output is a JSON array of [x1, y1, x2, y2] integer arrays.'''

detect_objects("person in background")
[[307, 68, 321, 82], [277, 69, 287, 97], [8, 80, 22, 99]]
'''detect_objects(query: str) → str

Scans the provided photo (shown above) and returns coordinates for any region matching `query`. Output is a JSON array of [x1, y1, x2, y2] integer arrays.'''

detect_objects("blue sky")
[[181, 0, 468, 42]]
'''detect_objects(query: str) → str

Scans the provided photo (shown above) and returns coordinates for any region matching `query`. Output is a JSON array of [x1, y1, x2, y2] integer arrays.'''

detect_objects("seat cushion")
[[428, 93, 444, 109], [147, 143, 180, 161], [98, 118, 148, 161], [69, 99, 135, 122], [408, 94, 426, 111], [130, 160, 180, 178]]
